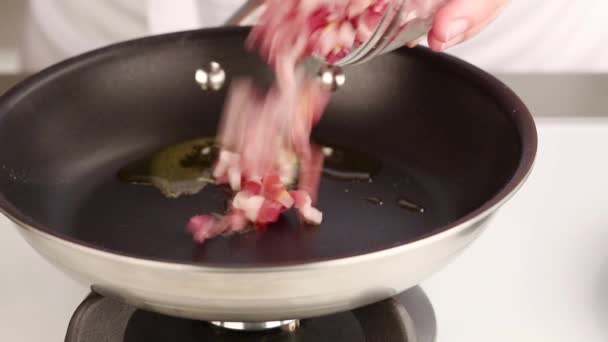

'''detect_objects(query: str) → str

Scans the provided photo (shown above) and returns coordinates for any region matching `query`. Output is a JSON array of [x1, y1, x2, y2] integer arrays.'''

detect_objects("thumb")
[[427, 0, 509, 52]]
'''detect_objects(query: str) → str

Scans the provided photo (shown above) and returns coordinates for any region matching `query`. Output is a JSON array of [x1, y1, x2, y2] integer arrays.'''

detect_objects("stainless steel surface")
[[210, 319, 299, 331], [8, 209, 494, 322]]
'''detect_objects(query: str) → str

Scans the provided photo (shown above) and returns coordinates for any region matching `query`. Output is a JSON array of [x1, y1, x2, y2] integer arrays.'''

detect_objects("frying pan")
[[0, 27, 536, 323]]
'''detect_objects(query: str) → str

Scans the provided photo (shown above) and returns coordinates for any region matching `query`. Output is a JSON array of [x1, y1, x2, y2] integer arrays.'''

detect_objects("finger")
[[406, 37, 423, 48], [427, 0, 509, 52]]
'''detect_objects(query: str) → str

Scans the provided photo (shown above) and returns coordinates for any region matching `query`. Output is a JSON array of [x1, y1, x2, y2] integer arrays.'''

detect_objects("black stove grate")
[[65, 287, 435, 342]]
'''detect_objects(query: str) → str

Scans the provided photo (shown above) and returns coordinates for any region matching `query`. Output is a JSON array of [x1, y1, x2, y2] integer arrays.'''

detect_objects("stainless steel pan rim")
[[0, 27, 538, 270], [4, 158, 534, 274], [3, 161, 532, 321]]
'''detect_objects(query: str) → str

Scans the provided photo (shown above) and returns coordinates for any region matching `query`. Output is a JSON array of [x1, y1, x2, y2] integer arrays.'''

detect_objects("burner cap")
[[65, 287, 435, 342]]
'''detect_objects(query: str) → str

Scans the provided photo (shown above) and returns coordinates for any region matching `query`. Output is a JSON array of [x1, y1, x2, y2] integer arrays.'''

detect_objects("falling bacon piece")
[[242, 180, 262, 196], [262, 174, 295, 208], [233, 192, 266, 222], [187, 0, 444, 243], [261, 175, 283, 198], [289, 75, 331, 159], [256, 200, 285, 226], [290, 190, 323, 225], [188, 76, 329, 243], [187, 215, 213, 243], [186, 1, 419, 243], [225, 209, 249, 233], [187, 215, 228, 244], [187, 208, 252, 243], [298, 145, 325, 204]]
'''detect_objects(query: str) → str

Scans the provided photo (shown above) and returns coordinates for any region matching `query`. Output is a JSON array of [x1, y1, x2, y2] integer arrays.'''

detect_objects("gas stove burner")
[[210, 319, 300, 332], [65, 286, 436, 342]]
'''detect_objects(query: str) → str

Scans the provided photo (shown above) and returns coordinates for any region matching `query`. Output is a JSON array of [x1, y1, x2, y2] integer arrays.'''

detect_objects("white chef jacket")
[[19, 0, 608, 73]]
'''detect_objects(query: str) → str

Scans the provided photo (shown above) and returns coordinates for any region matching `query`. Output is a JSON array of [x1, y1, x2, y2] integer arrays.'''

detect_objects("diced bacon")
[[187, 215, 228, 243], [300, 205, 323, 225], [347, 0, 373, 18], [242, 180, 262, 196], [325, 48, 351, 64], [297, 145, 324, 204], [276, 190, 295, 208], [338, 21, 357, 49], [213, 150, 239, 179], [355, 14, 374, 43], [261, 174, 295, 208], [187, 215, 213, 238], [249, 0, 396, 66], [214, 174, 229, 186], [290, 80, 330, 158], [233, 193, 265, 222], [358, 7, 383, 34], [186, 0, 417, 243], [217, 80, 258, 153], [290, 190, 311, 209], [228, 166, 242, 191], [187, 208, 253, 243], [225, 209, 249, 233], [256, 200, 284, 225], [188, 0, 444, 242], [189, 77, 328, 242], [262, 174, 285, 199], [371, 0, 391, 13], [318, 24, 340, 57], [289, 190, 323, 225], [277, 149, 298, 185], [309, 7, 331, 32]]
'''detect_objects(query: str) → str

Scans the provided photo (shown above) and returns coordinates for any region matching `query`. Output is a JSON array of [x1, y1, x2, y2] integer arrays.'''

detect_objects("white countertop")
[[2, 117, 608, 341]]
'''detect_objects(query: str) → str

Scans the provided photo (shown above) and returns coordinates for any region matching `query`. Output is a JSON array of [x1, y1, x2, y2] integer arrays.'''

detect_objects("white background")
[[0, 0, 23, 73]]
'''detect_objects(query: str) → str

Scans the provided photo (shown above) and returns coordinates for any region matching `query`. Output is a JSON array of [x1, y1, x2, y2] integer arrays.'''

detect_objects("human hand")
[[427, 0, 509, 52]]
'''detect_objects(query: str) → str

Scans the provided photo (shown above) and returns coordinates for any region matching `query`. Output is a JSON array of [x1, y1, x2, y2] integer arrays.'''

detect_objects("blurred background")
[[1, 0, 608, 74], [0, 0, 23, 73]]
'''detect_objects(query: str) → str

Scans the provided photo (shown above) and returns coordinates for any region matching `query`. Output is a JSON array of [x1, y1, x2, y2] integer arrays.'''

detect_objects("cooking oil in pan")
[[119, 137, 384, 200], [397, 196, 425, 213], [118, 138, 218, 198], [320, 145, 382, 182], [363, 196, 384, 206]]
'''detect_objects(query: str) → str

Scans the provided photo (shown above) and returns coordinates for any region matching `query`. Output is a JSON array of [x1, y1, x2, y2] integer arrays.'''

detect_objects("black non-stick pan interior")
[[0, 27, 533, 267]]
